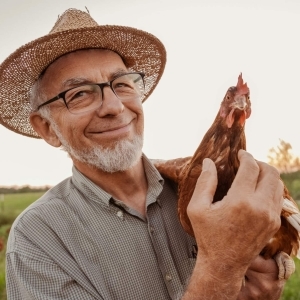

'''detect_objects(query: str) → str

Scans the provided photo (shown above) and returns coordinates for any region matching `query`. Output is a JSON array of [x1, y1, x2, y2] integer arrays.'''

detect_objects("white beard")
[[51, 120, 143, 173]]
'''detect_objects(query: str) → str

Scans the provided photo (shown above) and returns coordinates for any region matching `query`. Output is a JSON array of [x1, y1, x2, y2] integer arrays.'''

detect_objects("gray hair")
[[30, 76, 52, 121]]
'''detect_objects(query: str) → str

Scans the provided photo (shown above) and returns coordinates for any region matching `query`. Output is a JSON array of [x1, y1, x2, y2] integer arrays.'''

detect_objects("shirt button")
[[149, 226, 154, 233], [117, 210, 124, 219], [165, 274, 172, 281]]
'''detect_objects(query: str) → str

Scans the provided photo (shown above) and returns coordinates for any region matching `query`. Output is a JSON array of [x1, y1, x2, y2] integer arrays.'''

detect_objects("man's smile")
[[88, 120, 134, 138]]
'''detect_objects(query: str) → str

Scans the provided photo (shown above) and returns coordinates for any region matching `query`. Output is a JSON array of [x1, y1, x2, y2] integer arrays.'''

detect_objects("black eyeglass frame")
[[36, 72, 145, 112]]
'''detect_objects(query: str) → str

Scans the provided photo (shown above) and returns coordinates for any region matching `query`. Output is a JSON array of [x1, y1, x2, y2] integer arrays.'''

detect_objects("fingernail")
[[202, 158, 210, 171]]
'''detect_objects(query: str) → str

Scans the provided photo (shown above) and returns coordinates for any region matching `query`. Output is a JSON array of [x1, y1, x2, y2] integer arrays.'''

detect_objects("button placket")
[[147, 202, 182, 297]]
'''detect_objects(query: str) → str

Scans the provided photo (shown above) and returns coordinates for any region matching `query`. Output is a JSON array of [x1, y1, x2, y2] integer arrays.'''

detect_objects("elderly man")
[[1, 9, 284, 300]]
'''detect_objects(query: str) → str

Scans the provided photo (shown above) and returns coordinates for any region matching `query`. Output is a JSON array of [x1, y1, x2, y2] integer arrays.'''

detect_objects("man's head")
[[30, 49, 144, 172], [0, 8, 166, 138]]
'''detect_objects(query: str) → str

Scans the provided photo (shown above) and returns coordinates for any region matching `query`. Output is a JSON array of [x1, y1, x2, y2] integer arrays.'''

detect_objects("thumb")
[[190, 158, 218, 208]]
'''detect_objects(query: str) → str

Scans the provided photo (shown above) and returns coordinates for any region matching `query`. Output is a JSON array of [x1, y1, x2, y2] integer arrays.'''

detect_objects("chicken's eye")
[[226, 95, 230, 100]]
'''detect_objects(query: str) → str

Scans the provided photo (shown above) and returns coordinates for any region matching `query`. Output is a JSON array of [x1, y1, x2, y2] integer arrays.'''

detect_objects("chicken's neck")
[[188, 116, 246, 202], [175, 113, 247, 236]]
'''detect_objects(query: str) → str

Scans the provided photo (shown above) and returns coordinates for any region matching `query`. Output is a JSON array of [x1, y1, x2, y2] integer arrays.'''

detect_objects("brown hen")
[[154, 74, 300, 280]]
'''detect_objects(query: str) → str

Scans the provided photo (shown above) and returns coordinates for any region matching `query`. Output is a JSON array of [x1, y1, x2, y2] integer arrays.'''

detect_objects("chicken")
[[154, 74, 300, 280]]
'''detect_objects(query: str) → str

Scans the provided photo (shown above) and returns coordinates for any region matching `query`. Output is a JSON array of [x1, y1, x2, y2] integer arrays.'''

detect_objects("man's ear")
[[30, 112, 62, 147]]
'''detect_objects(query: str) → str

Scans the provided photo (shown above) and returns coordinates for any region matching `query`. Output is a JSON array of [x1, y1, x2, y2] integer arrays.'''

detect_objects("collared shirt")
[[6, 155, 196, 300]]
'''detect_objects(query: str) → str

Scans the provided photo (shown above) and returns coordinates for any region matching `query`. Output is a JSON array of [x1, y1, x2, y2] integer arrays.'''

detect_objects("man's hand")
[[188, 150, 283, 270], [183, 150, 284, 299], [237, 255, 284, 300]]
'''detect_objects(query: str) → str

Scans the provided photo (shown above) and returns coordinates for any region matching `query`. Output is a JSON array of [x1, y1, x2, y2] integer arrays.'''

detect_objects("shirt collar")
[[71, 166, 112, 206], [143, 155, 164, 207], [71, 154, 164, 207]]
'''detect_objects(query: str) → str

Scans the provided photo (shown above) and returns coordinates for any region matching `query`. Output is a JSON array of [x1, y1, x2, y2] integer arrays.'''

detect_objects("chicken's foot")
[[274, 251, 295, 280]]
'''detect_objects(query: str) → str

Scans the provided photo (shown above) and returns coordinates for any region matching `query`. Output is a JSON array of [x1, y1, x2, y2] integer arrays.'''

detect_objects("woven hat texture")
[[0, 8, 166, 138]]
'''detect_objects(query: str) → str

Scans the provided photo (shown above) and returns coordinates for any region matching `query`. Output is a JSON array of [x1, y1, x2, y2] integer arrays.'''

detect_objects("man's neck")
[[73, 157, 148, 216]]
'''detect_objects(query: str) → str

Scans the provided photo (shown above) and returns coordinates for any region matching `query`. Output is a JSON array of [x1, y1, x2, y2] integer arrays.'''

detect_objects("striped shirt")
[[6, 155, 196, 300]]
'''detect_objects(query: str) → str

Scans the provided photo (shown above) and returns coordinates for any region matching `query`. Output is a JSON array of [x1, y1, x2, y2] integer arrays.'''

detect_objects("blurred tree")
[[0, 185, 50, 194], [268, 139, 300, 173]]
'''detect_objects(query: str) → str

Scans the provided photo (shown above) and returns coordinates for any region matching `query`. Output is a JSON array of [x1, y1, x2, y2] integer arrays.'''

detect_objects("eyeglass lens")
[[65, 73, 144, 114]]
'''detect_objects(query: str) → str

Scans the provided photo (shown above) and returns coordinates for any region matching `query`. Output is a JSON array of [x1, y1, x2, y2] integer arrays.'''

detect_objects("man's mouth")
[[89, 121, 133, 137]]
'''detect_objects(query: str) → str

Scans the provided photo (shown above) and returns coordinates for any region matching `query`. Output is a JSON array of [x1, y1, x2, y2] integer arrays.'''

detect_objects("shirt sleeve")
[[6, 252, 102, 300]]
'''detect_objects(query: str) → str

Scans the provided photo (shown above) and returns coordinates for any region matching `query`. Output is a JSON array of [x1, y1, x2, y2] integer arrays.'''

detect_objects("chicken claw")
[[274, 251, 295, 280]]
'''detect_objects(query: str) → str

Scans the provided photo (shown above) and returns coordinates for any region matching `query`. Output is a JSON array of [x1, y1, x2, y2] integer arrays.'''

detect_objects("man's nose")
[[96, 85, 124, 116]]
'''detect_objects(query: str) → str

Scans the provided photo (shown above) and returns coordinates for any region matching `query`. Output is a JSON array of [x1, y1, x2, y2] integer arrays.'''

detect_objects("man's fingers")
[[230, 150, 259, 195], [256, 160, 283, 211], [247, 255, 278, 275], [190, 158, 218, 207]]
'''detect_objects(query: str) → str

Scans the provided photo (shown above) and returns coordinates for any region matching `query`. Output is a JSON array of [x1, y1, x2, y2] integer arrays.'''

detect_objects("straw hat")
[[0, 8, 166, 138]]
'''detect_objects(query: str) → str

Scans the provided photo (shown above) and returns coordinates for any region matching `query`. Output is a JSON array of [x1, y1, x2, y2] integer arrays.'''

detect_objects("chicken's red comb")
[[236, 73, 249, 95]]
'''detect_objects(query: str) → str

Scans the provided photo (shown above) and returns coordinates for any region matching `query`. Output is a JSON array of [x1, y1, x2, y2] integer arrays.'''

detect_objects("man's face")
[[38, 49, 144, 172]]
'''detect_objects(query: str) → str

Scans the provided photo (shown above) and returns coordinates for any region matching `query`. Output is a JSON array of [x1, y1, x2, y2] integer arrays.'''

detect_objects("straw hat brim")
[[0, 25, 166, 138]]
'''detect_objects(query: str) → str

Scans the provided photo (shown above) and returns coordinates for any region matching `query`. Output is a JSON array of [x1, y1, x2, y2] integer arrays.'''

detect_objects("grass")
[[0, 194, 299, 299], [0, 192, 44, 220], [281, 258, 300, 300]]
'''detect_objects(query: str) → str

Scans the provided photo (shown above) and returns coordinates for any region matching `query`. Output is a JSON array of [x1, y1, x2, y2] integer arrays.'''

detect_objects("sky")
[[0, 0, 300, 186]]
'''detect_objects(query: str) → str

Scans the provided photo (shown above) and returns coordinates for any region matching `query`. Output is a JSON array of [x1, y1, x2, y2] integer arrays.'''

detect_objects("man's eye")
[[72, 90, 87, 99], [66, 87, 93, 102], [114, 82, 132, 88]]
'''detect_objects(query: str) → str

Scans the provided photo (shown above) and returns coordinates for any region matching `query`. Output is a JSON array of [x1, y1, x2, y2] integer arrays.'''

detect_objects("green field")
[[0, 193, 299, 299]]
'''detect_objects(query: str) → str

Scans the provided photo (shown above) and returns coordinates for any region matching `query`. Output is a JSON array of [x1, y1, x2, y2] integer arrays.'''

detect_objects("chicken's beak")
[[226, 95, 249, 128], [232, 95, 247, 110]]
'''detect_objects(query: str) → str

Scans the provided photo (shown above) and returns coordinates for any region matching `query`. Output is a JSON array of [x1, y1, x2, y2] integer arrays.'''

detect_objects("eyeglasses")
[[36, 72, 145, 114]]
